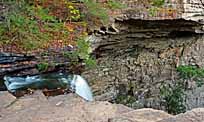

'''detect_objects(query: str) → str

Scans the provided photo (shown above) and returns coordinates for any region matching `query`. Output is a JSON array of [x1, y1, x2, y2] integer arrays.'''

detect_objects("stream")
[[0, 73, 93, 101]]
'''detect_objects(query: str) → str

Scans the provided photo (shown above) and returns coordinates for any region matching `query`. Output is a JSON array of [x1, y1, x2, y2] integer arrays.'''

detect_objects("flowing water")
[[2, 73, 93, 101]]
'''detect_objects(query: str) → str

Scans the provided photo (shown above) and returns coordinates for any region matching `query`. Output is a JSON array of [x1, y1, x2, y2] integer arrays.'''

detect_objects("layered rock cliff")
[[82, 0, 204, 111]]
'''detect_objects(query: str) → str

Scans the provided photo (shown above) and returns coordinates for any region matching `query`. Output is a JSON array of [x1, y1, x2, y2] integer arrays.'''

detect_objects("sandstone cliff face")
[[82, 0, 204, 110]]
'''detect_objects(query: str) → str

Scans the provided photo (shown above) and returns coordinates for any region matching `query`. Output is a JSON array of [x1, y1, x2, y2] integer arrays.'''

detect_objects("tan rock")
[[109, 108, 173, 122], [0, 92, 170, 122], [158, 108, 204, 122], [0, 91, 16, 110]]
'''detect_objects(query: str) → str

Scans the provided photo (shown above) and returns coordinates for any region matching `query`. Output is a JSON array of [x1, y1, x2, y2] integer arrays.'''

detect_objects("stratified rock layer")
[[83, 0, 204, 110]]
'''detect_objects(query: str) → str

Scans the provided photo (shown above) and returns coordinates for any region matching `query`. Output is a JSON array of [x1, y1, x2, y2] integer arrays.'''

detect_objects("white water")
[[4, 73, 93, 101]]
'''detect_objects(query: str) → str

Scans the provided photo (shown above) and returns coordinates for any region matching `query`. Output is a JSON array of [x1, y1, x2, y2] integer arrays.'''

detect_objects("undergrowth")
[[160, 81, 186, 115], [0, 1, 70, 51], [151, 0, 165, 7], [148, 0, 165, 16], [177, 65, 204, 87], [37, 62, 49, 72], [64, 38, 97, 69], [83, 0, 109, 24], [115, 94, 138, 108], [106, 0, 126, 9], [160, 65, 204, 115], [0, 0, 124, 69]]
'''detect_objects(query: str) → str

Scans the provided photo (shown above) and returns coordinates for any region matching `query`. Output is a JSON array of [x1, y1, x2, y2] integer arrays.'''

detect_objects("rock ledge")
[[1, 91, 204, 122]]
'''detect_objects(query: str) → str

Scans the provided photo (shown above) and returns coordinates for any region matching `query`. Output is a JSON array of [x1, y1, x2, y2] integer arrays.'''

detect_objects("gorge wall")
[[82, 0, 204, 111]]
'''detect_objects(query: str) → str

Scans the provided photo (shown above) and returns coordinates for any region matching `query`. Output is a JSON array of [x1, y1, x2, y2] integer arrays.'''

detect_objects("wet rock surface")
[[0, 52, 37, 78], [1, 91, 204, 122], [0, 50, 81, 80]]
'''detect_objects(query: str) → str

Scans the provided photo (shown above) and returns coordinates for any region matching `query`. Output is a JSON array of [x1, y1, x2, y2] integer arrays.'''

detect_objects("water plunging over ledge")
[[1, 73, 93, 101]]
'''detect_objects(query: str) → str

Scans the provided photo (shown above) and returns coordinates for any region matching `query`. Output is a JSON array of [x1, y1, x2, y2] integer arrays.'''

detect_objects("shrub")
[[177, 65, 204, 87], [115, 94, 138, 108], [148, 0, 165, 16], [37, 62, 49, 72], [160, 65, 204, 114], [151, 0, 165, 7], [65, 38, 96, 69], [107, 0, 126, 9], [160, 81, 186, 115]]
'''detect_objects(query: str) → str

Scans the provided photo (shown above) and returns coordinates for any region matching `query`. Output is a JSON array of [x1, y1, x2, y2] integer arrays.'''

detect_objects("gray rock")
[[84, 0, 204, 110]]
